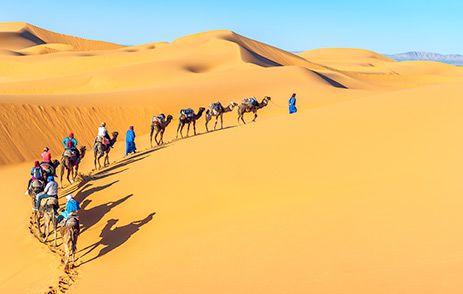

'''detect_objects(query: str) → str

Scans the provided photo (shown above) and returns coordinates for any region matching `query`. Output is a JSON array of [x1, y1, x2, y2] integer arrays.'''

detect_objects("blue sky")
[[1, 0, 462, 53]]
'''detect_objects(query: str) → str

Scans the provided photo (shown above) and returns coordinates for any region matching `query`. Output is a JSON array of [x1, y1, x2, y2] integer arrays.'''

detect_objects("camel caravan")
[[25, 95, 271, 271]]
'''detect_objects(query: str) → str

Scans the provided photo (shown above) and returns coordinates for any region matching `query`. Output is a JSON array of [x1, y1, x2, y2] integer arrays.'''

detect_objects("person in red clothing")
[[41, 147, 52, 163]]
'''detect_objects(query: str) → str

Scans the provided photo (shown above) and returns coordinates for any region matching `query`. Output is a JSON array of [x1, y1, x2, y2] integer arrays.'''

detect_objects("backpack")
[[67, 138, 73, 149], [32, 167, 43, 179]]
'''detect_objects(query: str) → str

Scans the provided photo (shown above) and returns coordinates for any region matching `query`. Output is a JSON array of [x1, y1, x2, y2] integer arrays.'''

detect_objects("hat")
[[100, 122, 106, 127], [43, 147, 49, 151], [34, 160, 40, 166], [66, 194, 73, 201], [47, 175, 54, 182], [69, 132, 74, 138], [129, 125, 134, 130]]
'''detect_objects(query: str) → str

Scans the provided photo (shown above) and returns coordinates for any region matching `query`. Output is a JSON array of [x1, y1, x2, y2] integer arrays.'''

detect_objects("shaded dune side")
[[0, 103, 158, 165]]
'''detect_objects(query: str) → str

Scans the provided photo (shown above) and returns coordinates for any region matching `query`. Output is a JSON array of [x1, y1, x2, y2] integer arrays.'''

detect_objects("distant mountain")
[[386, 51, 463, 65]]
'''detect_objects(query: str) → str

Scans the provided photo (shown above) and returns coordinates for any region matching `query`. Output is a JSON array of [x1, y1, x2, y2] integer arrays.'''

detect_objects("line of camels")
[[29, 96, 271, 270]]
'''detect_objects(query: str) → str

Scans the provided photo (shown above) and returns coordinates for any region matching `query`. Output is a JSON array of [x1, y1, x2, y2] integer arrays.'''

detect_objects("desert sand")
[[1, 22, 463, 293]]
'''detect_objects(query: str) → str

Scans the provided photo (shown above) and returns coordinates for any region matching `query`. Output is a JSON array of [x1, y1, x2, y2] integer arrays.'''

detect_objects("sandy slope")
[[1, 23, 463, 293]]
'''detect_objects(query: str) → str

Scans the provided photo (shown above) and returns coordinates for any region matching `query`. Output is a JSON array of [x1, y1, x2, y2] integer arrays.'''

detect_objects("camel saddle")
[[45, 197, 58, 206], [243, 97, 258, 106], [31, 179, 44, 189], [152, 114, 165, 124], [181, 108, 194, 119], [95, 136, 110, 146], [210, 102, 222, 112], [40, 162, 55, 174], [63, 149, 77, 158]]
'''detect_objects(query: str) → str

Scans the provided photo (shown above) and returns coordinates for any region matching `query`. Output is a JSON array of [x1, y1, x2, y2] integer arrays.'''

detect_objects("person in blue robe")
[[125, 126, 136, 156], [289, 93, 297, 114]]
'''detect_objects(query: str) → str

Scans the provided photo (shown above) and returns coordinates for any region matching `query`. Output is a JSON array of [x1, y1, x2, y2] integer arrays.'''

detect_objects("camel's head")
[[80, 146, 87, 158], [52, 159, 60, 168], [112, 131, 119, 139], [198, 107, 206, 115], [230, 102, 239, 108], [263, 96, 271, 106], [166, 114, 173, 121]]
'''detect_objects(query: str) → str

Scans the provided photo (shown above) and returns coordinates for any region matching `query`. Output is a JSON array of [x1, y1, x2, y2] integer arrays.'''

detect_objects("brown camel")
[[40, 159, 60, 177], [176, 107, 205, 138], [60, 146, 86, 187], [205, 102, 238, 132], [237, 96, 271, 124], [40, 197, 58, 246], [60, 217, 80, 270], [150, 114, 173, 146], [93, 131, 119, 170], [28, 179, 45, 234]]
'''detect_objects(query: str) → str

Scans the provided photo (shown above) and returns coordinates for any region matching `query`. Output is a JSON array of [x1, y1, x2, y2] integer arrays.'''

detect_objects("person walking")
[[125, 126, 136, 156], [289, 93, 297, 114]]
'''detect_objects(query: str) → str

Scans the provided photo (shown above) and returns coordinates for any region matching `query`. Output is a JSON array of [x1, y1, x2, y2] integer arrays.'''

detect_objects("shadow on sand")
[[78, 212, 156, 265], [79, 194, 133, 234]]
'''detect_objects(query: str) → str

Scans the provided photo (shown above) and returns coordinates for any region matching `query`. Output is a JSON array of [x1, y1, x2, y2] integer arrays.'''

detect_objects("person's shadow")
[[78, 212, 156, 265], [79, 194, 133, 234]]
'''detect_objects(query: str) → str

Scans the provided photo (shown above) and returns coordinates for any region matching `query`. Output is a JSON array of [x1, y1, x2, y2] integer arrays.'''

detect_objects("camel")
[[40, 159, 60, 177], [28, 179, 45, 233], [93, 131, 119, 170], [176, 107, 205, 138], [150, 115, 173, 146], [237, 96, 271, 124], [60, 146, 86, 187], [205, 102, 238, 132], [39, 198, 58, 246], [60, 217, 79, 270]]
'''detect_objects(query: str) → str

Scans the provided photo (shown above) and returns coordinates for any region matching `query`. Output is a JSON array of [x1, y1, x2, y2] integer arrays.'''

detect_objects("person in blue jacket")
[[289, 93, 297, 114], [125, 126, 136, 156], [57, 194, 80, 223]]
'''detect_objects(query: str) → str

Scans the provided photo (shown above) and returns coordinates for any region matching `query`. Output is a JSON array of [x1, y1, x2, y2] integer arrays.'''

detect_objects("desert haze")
[[1, 22, 463, 293]]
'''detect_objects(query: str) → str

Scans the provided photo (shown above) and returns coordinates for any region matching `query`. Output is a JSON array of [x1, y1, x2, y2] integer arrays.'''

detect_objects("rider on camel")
[[57, 194, 80, 226], [62, 133, 80, 162], [25, 161, 45, 195], [98, 122, 111, 148], [41, 147, 52, 163]]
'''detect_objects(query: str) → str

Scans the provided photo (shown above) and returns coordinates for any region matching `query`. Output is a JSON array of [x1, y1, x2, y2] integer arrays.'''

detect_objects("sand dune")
[[0, 22, 122, 54], [1, 23, 463, 293]]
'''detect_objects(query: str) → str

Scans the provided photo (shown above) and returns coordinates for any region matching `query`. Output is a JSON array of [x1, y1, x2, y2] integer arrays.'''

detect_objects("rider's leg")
[[35, 193, 50, 210]]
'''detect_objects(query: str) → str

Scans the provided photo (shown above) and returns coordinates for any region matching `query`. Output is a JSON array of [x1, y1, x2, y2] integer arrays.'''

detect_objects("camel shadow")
[[79, 194, 133, 234], [71, 180, 119, 203], [172, 125, 238, 143], [93, 145, 168, 176], [78, 212, 156, 265]]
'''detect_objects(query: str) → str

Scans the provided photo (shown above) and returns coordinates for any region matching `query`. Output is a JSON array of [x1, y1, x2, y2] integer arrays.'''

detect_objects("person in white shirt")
[[35, 176, 58, 211], [97, 122, 111, 145]]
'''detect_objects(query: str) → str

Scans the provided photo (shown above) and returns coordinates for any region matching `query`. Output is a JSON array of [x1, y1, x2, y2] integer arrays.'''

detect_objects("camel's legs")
[[74, 164, 79, 181], [253, 111, 258, 122], [154, 131, 159, 145], [150, 125, 154, 147], [205, 114, 210, 132], [186, 122, 191, 137], [240, 113, 246, 124], [220, 113, 224, 129], [193, 120, 197, 135], [176, 122, 184, 138], [159, 130, 165, 145], [60, 163, 65, 187]]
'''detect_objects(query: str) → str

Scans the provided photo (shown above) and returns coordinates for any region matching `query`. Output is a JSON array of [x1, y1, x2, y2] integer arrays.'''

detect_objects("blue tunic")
[[125, 129, 136, 155], [289, 96, 297, 114]]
